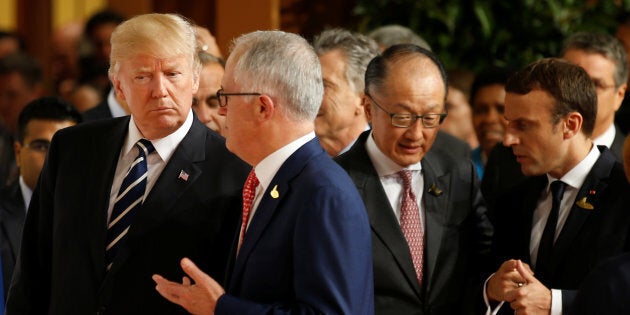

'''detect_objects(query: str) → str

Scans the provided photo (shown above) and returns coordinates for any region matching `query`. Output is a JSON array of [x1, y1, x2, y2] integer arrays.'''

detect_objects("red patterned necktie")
[[399, 169, 424, 285], [238, 169, 259, 250]]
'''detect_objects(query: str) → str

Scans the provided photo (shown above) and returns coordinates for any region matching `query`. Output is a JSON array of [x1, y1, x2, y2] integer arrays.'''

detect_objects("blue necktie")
[[105, 139, 155, 271]]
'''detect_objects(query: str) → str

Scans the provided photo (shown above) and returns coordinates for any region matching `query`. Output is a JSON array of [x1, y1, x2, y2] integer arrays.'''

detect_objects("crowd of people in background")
[[0, 8, 629, 315]]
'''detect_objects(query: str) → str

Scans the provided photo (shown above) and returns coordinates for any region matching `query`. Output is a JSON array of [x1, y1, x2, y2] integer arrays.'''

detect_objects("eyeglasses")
[[366, 94, 447, 128], [23, 139, 50, 152], [216, 88, 261, 107], [193, 95, 220, 109]]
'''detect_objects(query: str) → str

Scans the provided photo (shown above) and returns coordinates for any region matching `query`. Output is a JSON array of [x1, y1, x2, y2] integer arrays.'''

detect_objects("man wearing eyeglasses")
[[335, 44, 493, 315], [192, 50, 225, 135], [0, 97, 81, 307]]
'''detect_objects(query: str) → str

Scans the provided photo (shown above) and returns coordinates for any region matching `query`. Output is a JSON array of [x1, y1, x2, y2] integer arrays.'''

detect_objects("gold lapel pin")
[[270, 185, 279, 199], [428, 184, 443, 196], [575, 197, 594, 210]]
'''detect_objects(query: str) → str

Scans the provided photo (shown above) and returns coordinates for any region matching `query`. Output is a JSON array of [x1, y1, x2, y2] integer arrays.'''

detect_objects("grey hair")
[[229, 30, 323, 121], [313, 28, 381, 95], [368, 24, 432, 51], [561, 32, 629, 87]]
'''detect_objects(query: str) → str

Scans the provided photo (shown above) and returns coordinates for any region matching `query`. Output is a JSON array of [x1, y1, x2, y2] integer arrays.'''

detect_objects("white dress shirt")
[[107, 110, 193, 222], [18, 176, 32, 211], [593, 123, 615, 149]]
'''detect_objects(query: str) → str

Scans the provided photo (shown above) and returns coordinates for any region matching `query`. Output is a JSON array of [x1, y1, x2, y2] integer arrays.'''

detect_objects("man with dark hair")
[[485, 58, 630, 315], [0, 97, 81, 303], [336, 44, 493, 314]]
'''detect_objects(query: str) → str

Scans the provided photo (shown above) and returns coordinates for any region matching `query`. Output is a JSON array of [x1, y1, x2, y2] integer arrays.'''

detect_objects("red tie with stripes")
[[399, 170, 424, 285], [238, 169, 259, 251]]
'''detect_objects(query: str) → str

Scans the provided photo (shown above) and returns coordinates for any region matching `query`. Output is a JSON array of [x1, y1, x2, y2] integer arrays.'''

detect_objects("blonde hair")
[[108, 13, 200, 78]]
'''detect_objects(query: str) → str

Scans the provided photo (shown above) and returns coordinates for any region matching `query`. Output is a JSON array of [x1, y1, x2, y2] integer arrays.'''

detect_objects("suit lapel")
[[0, 183, 26, 263], [228, 139, 321, 292], [341, 134, 423, 299], [550, 148, 614, 273], [420, 154, 450, 294], [107, 119, 206, 276]]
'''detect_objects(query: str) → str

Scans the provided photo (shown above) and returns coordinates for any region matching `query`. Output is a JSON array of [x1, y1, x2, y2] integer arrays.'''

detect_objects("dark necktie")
[[238, 169, 259, 252], [399, 170, 424, 285], [536, 180, 566, 285], [105, 139, 155, 271]]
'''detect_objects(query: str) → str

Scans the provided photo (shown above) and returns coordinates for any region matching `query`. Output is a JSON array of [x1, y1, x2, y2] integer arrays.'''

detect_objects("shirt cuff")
[[551, 289, 563, 315]]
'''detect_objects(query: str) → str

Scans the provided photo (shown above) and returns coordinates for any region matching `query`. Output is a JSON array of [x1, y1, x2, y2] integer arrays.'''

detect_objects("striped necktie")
[[105, 139, 155, 271]]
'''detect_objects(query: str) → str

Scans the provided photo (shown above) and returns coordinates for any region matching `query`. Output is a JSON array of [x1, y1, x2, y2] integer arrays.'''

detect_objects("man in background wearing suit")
[[336, 44, 493, 314], [0, 97, 80, 306], [153, 30, 374, 314], [6, 14, 249, 315], [485, 58, 630, 315]]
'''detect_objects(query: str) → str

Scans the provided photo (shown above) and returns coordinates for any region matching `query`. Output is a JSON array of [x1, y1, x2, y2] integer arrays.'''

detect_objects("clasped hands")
[[487, 259, 552, 315]]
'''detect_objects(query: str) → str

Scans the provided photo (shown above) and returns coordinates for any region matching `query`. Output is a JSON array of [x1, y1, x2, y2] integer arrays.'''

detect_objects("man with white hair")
[[6, 13, 249, 315], [153, 30, 374, 315]]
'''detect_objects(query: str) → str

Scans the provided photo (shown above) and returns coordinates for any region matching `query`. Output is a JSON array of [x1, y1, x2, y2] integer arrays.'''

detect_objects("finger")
[[180, 258, 212, 285], [516, 260, 538, 284], [182, 276, 191, 286]]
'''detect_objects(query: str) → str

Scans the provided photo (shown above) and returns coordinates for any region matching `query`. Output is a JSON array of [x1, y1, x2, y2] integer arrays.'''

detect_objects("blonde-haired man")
[[6, 13, 249, 315]]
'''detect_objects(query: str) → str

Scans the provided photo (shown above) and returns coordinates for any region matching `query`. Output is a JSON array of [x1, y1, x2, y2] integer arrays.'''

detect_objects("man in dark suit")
[[0, 97, 81, 304], [81, 87, 128, 122], [336, 44, 493, 314], [482, 33, 628, 213], [485, 58, 630, 315], [152, 30, 374, 314], [5, 14, 249, 315]]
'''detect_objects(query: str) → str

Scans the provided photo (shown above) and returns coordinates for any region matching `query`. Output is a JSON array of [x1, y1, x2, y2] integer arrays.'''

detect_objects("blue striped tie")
[[105, 139, 155, 271]]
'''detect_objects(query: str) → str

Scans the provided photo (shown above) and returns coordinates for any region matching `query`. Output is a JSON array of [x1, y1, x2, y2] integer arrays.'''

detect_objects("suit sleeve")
[[5, 135, 59, 314], [215, 184, 374, 315]]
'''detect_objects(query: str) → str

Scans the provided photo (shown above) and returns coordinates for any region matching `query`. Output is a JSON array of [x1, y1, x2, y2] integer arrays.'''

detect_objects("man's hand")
[[506, 260, 552, 315], [487, 259, 533, 302], [152, 257, 225, 315]]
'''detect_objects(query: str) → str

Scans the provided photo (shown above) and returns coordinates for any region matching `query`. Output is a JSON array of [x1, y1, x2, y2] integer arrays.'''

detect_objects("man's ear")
[[13, 141, 22, 168], [111, 75, 126, 101], [257, 94, 275, 120], [362, 96, 373, 122], [563, 112, 583, 139]]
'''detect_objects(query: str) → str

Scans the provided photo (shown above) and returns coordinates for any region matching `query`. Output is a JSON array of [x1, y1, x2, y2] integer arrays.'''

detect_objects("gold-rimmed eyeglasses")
[[216, 88, 261, 107], [366, 94, 447, 128]]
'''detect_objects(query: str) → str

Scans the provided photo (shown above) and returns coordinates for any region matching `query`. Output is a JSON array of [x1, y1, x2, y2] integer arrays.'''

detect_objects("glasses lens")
[[26, 140, 50, 152], [392, 114, 414, 127]]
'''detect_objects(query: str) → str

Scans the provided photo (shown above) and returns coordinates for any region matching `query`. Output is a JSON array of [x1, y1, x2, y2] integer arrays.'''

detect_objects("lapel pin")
[[575, 197, 594, 210], [178, 170, 189, 181], [428, 184, 443, 197], [270, 185, 279, 199]]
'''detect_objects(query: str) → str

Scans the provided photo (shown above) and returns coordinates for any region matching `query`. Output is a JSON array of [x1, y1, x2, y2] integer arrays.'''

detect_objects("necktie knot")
[[135, 139, 155, 158], [550, 180, 566, 203], [399, 169, 413, 189]]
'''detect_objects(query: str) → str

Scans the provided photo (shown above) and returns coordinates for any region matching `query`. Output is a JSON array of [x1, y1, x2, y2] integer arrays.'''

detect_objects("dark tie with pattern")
[[105, 139, 155, 271], [399, 170, 424, 285], [536, 180, 566, 286]]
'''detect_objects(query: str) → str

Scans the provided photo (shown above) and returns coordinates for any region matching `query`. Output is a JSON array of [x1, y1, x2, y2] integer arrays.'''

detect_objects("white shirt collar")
[[254, 131, 316, 191], [18, 176, 32, 211], [124, 109, 194, 163], [107, 89, 127, 118], [593, 124, 616, 149], [365, 130, 422, 177], [546, 143, 600, 191]]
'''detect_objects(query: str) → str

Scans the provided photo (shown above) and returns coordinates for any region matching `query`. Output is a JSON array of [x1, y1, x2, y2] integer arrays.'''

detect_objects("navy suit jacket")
[[6, 116, 250, 314], [491, 146, 630, 314], [215, 138, 374, 314], [570, 252, 630, 314], [335, 131, 493, 315], [0, 182, 26, 295]]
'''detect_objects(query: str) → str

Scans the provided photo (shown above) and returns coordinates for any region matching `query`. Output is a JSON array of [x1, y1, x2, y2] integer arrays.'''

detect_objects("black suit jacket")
[[336, 131, 493, 315], [0, 182, 26, 295], [491, 146, 630, 314], [82, 99, 114, 122], [433, 130, 471, 159], [570, 252, 630, 314], [6, 116, 250, 315]]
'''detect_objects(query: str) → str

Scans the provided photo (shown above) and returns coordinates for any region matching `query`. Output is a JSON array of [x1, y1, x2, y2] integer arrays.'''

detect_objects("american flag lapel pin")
[[178, 170, 189, 181]]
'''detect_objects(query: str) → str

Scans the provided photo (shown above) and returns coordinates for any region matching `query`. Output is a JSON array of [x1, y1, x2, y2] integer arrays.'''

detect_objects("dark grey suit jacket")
[[0, 182, 26, 295], [491, 146, 630, 314], [336, 131, 493, 315], [6, 116, 250, 315]]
